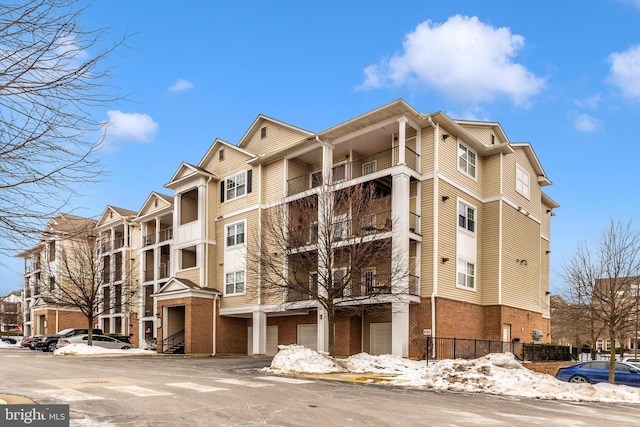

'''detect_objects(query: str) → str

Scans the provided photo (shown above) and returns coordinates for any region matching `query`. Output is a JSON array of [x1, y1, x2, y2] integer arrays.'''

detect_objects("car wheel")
[[569, 375, 589, 384], [29, 347, 36, 351], [47, 342, 57, 352], [122, 346, 130, 350]]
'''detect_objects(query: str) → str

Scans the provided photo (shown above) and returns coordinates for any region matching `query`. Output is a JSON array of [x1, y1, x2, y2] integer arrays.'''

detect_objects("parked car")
[[21, 336, 34, 348], [555, 361, 640, 387], [1, 336, 17, 344], [30, 328, 104, 352], [57, 334, 131, 350], [108, 335, 132, 344]]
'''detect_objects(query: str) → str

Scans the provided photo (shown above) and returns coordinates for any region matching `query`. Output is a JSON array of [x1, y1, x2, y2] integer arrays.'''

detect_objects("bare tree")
[[560, 219, 640, 383], [249, 182, 410, 356], [0, 0, 128, 253], [42, 225, 138, 345]]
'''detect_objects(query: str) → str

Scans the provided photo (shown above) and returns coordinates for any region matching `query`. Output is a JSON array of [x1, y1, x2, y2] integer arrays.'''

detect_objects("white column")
[[392, 172, 410, 357], [397, 117, 407, 165], [252, 310, 267, 355]]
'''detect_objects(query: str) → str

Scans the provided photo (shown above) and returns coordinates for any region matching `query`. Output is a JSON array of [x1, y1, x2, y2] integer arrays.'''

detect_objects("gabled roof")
[[95, 205, 137, 229], [198, 138, 256, 169], [164, 162, 217, 189], [136, 191, 174, 220], [153, 277, 221, 301], [237, 114, 313, 149], [44, 213, 97, 237]]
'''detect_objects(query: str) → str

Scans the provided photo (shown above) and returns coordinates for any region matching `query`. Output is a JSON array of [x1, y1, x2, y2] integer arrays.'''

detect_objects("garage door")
[[370, 322, 392, 355], [247, 326, 279, 356], [297, 324, 318, 351]]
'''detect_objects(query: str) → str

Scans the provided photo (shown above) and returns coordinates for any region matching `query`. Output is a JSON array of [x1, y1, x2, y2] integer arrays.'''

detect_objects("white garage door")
[[297, 324, 318, 351], [370, 322, 392, 355], [247, 325, 279, 356]]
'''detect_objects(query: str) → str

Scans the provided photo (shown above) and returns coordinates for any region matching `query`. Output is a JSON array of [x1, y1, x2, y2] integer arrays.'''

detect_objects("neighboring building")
[[0, 291, 23, 332], [17, 213, 98, 337], [16, 100, 557, 358]]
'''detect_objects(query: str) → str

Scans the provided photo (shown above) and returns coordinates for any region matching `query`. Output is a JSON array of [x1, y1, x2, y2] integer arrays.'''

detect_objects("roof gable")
[[198, 138, 256, 171], [165, 162, 216, 189], [137, 192, 174, 218], [237, 115, 312, 155], [96, 205, 136, 228]]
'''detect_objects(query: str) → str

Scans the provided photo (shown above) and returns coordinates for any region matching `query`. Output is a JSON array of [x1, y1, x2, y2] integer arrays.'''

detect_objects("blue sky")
[[3, 0, 640, 296]]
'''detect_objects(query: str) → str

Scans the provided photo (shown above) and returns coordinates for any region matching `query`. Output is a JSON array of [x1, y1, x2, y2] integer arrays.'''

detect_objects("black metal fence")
[[427, 337, 577, 362]]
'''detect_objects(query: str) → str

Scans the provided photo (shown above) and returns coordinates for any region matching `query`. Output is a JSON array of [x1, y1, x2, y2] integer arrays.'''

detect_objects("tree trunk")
[[609, 330, 616, 383]]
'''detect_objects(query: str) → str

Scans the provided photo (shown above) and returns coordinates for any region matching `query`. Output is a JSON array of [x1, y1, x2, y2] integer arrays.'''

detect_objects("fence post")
[[453, 338, 456, 359]]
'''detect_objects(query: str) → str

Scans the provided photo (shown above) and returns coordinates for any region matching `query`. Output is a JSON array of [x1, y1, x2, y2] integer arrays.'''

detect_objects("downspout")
[[212, 294, 218, 356], [427, 116, 438, 350]]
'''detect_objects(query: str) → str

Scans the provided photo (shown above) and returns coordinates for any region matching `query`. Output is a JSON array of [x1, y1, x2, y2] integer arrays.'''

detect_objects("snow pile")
[[0, 338, 20, 348], [54, 343, 156, 356], [267, 345, 640, 403], [268, 345, 343, 374]]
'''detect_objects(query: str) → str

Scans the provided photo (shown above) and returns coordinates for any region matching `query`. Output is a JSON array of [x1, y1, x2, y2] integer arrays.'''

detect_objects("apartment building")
[[150, 99, 557, 358], [17, 100, 557, 358], [0, 291, 22, 332], [17, 213, 98, 336]]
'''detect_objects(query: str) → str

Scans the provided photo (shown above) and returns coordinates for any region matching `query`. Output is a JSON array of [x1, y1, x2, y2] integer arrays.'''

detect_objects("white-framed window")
[[226, 221, 245, 247], [363, 160, 376, 175], [516, 164, 530, 199], [458, 142, 476, 179], [332, 162, 346, 183], [225, 271, 245, 295], [332, 267, 347, 297], [333, 214, 347, 239], [458, 201, 476, 233], [457, 258, 476, 290], [225, 172, 246, 201], [310, 272, 318, 296]]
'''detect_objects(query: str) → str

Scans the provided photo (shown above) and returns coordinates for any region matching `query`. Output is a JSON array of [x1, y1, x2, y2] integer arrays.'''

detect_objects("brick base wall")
[[32, 309, 89, 335]]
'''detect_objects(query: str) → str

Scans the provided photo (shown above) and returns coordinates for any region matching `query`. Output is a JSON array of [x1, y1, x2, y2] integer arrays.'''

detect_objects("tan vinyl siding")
[[206, 243, 217, 290], [421, 126, 434, 175], [482, 154, 501, 198], [264, 160, 286, 204], [480, 201, 500, 305], [436, 182, 482, 305], [176, 268, 199, 285], [503, 149, 540, 217], [420, 179, 434, 298], [242, 121, 310, 155], [541, 200, 551, 238], [438, 129, 482, 195], [501, 205, 542, 312], [459, 125, 495, 147]]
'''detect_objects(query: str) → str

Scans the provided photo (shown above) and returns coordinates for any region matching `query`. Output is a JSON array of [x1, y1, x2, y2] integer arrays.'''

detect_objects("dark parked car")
[[30, 328, 104, 352], [555, 361, 640, 387]]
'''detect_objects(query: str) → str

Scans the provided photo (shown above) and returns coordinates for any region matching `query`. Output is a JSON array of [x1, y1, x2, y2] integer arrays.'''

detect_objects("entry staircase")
[[162, 329, 185, 354]]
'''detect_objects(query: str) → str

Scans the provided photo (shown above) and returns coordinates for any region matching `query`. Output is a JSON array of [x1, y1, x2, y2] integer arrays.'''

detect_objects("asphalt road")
[[1, 348, 640, 426]]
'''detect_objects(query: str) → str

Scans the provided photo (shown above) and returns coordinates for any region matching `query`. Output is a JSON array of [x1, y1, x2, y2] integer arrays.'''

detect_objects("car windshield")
[[56, 328, 77, 335]]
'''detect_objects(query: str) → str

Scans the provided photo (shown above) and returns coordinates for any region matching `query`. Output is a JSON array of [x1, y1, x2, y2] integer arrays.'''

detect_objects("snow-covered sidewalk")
[[266, 344, 640, 403]]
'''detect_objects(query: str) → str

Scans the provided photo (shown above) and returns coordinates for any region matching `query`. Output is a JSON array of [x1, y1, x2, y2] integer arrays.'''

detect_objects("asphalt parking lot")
[[2, 348, 640, 426]]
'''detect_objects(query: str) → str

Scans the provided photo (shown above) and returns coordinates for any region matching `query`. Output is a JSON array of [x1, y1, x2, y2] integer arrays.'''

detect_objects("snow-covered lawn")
[[267, 344, 640, 403], [0, 337, 155, 356]]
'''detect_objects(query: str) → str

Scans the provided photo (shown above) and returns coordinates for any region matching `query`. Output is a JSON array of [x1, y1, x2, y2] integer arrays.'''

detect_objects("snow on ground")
[[268, 344, 640, 403], [54, 343, 156, 356]]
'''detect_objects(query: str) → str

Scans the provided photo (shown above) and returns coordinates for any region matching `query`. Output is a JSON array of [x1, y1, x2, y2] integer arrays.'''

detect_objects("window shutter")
[[247, 170, 252, 194], [220, 181, 225, 203]]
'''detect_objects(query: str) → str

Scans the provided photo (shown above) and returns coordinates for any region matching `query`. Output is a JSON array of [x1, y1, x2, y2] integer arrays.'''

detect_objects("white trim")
[[456, 258, 477, 291], [515, 163, 531, 199], [222, 170, 248, 203], [457, 198, 477, 235], [224, 219, 246, 248], [457, 139, 478, 181], [224, 270, 246, 296]]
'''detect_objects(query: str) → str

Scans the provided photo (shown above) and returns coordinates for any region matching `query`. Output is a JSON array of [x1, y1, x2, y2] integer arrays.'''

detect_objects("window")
[[181, 246, 197, 269], [333, 215, 347, 239], [226, 222, 245, 247], [332, 163, 346, 183], [363, 161, 376, 175], [458, 143, 476, 178], [457, 259, 475, 290], [310, 272, 318, 295], [225, 271, 245, 295], [49, 277, 55, 292], [363, 268, 375, 293], [458, 201, 476, 233], [48, 241, 56, 262], [516, 164, 530, 199], [332, 268, 347, 297], [226, 172, 246, 201]]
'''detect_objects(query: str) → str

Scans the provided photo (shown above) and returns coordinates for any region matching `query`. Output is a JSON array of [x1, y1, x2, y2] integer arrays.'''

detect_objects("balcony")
[[159, 227, 173, 242], [287, 146, 419, 197], [143, 234, 156, 247]]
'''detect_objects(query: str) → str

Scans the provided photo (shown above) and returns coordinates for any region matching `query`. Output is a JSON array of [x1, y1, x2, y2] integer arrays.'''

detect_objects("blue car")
[[555, 361, 640, 387], [1, 336, 17, 345]]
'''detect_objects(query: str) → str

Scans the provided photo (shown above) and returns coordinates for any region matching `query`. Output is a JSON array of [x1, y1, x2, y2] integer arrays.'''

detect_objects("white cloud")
[[607, 44, 640, 99], [574, 113, 603, 132], [104, 110, 158, 143], [169, 78, 195, 93], [359, 15, 546, 106]]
